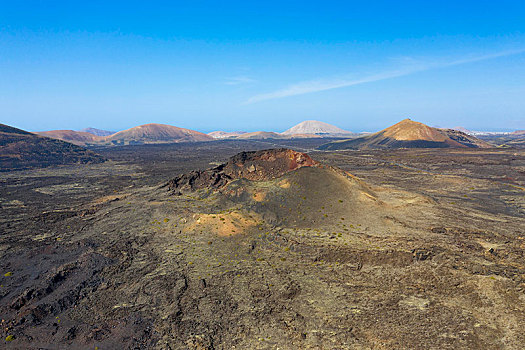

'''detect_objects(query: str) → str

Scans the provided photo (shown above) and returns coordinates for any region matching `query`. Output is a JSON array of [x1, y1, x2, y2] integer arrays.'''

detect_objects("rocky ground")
[[1, 140, 524, 349]]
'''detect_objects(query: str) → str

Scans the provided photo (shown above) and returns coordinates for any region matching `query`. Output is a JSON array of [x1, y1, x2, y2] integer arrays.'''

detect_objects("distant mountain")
[[233, 131, 324, 140], [80, 127, 115, 137], [319, 119, 493, 150], [0, 124, 105, 171], [282, 120, 356, 137], [510, 130, 525, 136], [208, 131, 247, 139], [235, 131, 286, 140], [36, 130, 102, 146], [35, 124, 213, 146], [105, 123, 213, 145]]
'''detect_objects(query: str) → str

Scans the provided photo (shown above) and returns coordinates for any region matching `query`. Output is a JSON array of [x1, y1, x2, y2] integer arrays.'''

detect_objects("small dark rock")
[[412, 248, 432, 261]]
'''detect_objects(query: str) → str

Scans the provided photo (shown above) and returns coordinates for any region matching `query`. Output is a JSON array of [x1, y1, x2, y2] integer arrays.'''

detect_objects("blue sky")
[[1, 1, 524, 132]]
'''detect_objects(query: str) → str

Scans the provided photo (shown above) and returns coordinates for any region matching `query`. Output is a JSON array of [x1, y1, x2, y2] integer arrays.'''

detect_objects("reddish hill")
[[319, 119, 493, 150], [105, 123, 213, 144], [36, 130, 102, 145]]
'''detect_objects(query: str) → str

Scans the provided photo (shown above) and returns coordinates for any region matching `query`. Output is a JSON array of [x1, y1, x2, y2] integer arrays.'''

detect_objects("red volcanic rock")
[[167, 148, 317, 193], [225, 148, 317, 180]]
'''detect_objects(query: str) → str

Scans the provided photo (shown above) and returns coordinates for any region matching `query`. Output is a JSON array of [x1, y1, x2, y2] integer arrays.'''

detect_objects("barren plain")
[[1, 139, 524, 349]]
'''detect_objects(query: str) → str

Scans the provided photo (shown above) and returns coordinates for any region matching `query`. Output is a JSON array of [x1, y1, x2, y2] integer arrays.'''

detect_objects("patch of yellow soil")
[[252, 190, 267, 202], [190, 211, 261, 236], [278, 179, 291, 189]]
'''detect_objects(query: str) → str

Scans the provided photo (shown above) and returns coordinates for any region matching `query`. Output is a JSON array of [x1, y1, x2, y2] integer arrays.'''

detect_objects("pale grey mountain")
[[282, 120, 356, 137]]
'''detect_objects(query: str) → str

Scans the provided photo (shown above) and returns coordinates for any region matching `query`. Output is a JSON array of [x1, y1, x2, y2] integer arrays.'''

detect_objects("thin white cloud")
[[245, 49, 525, 104], [224, 76, 257, 85]]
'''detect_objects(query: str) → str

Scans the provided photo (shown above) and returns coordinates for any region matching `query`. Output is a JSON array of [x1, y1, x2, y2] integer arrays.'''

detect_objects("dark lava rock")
[[412, 248, 433, 261]]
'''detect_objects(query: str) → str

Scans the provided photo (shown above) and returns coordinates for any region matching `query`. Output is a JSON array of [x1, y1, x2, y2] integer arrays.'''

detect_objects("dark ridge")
[[0, 124, 33, 135], [0, 123, 106, 171]]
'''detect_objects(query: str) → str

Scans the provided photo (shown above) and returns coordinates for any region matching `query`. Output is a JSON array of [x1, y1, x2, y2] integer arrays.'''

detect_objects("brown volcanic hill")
[[36, 130, 103, 145], [0, 124, 106, 171], [105, 123, 213, 144], [319, 119, 492, 150], [168, 148, 317, 193], [510, 130, 525, 136], [167, 148, 430, 231]]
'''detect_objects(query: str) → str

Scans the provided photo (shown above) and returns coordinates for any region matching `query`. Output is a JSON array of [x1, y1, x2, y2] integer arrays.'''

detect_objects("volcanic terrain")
[[1, 144, 523, 349]]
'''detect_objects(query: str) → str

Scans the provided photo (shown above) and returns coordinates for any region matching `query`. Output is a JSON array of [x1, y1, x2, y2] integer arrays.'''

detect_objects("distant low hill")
[[235, 131, 286, 140], [476, 129, 525, 148], [38, 123, 214, 146], [319, 119, 493, 150], [282, 120, 357, 137], [104, 123, 213, 145], [80, 127, 115, 137], [211, 130, 322, 140], [208, 131, 247, 139], [0, 124, 106, 171], [36, 130, 103, 146]]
